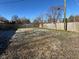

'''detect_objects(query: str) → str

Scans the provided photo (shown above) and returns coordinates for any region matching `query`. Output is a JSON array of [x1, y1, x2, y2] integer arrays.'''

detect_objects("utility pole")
[[64, 0, 67, 31]]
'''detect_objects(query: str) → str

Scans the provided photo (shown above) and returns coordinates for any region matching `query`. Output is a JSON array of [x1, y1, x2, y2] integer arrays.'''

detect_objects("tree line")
[[0, 15, 31, 30], [32, 6, 79, 27], [0, 15, 31, 24], [0, 7, 79, 28], [68, 15, 79, 22], [33, 15, 79, 27]]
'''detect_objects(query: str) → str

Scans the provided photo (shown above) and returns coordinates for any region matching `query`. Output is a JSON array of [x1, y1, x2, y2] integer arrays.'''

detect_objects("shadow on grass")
[[0, 29, 16, 55]]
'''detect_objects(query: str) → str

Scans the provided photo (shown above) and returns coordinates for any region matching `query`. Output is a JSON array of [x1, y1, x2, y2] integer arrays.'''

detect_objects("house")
[[0, 20, 5, 24]]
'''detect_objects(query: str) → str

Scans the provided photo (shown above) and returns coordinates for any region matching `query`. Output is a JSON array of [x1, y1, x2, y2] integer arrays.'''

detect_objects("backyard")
[[0, 0, 79, 59], [0, 28, 79, 59]]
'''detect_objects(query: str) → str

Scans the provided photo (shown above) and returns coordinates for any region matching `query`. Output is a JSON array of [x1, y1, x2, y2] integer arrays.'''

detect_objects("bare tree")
[[46, 14, 53, 23], [47, 6, 64, 29], [36, 16, 44, 27], [33, 19, 40, 27], [33, 16, 44, 27], [11, 15, 19, 24], [49, 6, 63, 23]]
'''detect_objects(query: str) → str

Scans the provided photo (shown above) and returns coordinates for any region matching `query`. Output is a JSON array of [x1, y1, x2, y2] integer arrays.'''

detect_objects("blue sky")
[[0, 0, 79, 21]]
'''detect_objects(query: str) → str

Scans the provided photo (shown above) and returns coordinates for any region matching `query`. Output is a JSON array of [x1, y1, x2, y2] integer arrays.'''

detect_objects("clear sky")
[[0, 0, 79, 21]]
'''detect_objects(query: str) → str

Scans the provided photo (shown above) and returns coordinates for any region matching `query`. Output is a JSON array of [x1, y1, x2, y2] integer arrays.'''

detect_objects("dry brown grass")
[[0, 28, 79, 59]]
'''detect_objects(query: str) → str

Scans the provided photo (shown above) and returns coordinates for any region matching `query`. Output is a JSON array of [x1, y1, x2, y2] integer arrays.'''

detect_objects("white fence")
[[40, 22, 79, 32]]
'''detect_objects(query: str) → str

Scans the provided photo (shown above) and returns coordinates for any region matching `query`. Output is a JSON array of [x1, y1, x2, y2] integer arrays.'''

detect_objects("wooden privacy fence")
[[39, 22, 79, 32]]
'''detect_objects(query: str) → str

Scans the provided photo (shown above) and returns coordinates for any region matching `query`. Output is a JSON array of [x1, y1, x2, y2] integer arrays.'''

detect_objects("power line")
[[0, 0, 25, 4]]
